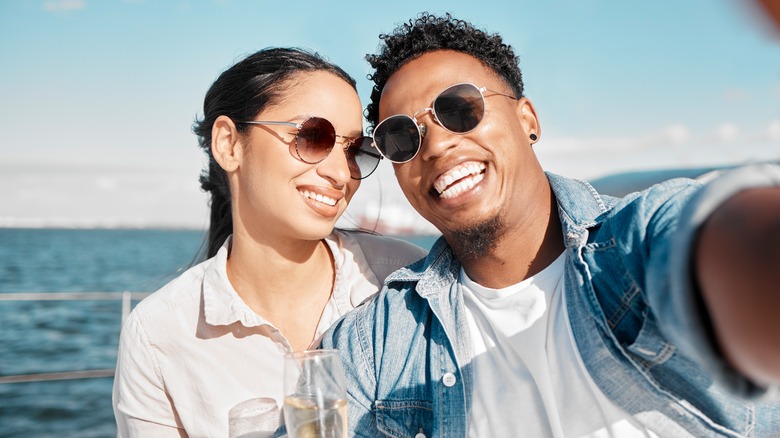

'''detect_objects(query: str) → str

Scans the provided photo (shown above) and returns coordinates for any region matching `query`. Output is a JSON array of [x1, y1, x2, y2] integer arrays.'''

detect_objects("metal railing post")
[[121, 291, 132, 326]]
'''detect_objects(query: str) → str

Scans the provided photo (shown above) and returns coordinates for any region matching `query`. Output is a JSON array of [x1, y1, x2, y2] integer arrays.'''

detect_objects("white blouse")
[[112, 230, 426, 437]]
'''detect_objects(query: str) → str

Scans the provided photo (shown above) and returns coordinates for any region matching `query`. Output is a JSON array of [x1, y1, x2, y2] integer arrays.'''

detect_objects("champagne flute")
[[282, 349, 348, 438], [228, 397, 281, 438]]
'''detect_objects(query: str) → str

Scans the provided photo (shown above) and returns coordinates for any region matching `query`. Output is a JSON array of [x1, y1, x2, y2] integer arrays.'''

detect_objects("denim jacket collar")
[[547, 172, 619, 246], [384, 235, 458, 299]]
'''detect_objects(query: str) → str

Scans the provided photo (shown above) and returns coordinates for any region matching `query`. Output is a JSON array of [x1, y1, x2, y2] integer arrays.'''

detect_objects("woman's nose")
[[316, 143, 352, 185]]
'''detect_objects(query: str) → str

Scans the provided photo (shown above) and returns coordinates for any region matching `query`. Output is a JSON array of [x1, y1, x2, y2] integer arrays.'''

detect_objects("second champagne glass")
[[282, 349, 347, 438]]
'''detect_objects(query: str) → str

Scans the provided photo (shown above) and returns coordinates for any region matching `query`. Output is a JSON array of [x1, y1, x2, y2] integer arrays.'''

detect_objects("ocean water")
[[0, 228, 437, 438]]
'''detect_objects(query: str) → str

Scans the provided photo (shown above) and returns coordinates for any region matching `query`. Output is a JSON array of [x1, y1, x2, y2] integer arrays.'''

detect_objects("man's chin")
[[445, 216, 503, 261]]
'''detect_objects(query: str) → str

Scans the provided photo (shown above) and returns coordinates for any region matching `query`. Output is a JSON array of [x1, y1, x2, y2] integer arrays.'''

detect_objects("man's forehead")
[[390, 51, 487, 83], [379, 51, 499, 106]]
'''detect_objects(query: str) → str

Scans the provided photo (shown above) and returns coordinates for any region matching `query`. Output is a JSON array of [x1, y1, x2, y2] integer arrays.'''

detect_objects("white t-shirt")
[[112, 230, 425, 438], [461, 253, 658, 438]]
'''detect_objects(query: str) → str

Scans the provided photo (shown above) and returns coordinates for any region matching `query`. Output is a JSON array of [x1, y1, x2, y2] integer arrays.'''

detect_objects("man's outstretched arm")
[[695, 186, 780, 386]]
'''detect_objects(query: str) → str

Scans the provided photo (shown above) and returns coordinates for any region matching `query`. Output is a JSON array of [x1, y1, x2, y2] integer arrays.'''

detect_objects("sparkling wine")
[[283, 395, 347, 438]]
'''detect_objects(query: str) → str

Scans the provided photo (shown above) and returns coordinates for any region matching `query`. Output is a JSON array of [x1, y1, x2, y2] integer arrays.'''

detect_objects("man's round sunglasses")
[[372, 82, 517, 163], [236, 116, 381, 180]]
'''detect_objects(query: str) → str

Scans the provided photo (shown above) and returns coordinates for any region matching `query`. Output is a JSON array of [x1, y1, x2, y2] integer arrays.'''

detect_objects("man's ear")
[[211, 115, 242, 172], [516, 98, 541, 143]]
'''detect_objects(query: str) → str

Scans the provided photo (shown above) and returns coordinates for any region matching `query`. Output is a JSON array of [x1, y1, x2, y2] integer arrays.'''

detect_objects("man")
[[322, 13, 780, 437]]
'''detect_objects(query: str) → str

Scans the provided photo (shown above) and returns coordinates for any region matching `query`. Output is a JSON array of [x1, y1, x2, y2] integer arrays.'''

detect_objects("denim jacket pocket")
[[375, 399, 433, 438], [623, 314, 772, 436], [626, 312, 713, 389]]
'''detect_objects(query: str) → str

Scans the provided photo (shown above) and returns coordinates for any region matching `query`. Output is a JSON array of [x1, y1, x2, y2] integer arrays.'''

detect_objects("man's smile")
[[433, 161, 487, 199]]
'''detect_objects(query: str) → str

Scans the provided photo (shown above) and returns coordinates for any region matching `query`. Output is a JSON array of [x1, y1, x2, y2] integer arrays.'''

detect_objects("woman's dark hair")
[[193, 47, 357, 259], [365, 12, 524, 130]]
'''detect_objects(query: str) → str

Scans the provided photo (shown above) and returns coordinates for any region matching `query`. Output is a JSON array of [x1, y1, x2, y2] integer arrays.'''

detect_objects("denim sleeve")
[[654, 163, 780, 398], [320, 302, 382, 437]]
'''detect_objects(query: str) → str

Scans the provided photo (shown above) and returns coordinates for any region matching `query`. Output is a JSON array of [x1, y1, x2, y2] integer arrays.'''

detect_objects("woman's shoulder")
[[332, 229, 427, 286], [336, 229, 427, 262], [129, 259, 209, 323]]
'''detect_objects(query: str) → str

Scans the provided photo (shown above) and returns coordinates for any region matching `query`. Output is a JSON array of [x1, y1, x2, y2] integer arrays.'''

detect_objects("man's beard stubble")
[[447, 214, 503, 261]]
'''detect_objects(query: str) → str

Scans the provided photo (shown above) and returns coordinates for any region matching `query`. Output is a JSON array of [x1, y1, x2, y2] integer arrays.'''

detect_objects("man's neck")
[[455, 192, 565, 289]]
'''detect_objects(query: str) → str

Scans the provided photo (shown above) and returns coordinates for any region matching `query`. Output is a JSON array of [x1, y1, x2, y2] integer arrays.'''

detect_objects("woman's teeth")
[[300, 190, 337, 206]]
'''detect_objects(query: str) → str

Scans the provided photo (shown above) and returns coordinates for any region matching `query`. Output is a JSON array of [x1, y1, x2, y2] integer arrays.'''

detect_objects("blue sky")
[[0, 0, 778, 230]]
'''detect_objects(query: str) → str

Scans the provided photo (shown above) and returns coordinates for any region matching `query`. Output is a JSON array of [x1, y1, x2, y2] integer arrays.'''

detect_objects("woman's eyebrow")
[[339, 129, 364, 139]]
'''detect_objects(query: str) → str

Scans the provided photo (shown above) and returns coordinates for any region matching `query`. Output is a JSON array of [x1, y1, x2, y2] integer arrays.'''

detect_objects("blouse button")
[[442, 372, 457, 387]]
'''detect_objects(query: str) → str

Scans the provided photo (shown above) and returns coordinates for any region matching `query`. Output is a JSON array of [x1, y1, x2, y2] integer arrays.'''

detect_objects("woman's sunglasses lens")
[[296, 117, 336, 163], [434, 84, 484, 133], [374, 116, 421, 163], [348, 137, 381, 179]]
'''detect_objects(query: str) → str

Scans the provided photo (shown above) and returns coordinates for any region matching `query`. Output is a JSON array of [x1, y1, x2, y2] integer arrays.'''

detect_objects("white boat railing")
[[0, 291, 151, 384]]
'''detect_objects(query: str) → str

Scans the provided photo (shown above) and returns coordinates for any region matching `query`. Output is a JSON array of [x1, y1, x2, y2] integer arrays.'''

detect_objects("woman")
[[112, 47, 426, 437]]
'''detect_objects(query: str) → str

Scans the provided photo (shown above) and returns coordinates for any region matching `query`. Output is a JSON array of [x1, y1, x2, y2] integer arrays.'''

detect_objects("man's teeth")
[[440, 173, 484, 199], [301, 190, 337, 206], [434, 163, 486, 199]]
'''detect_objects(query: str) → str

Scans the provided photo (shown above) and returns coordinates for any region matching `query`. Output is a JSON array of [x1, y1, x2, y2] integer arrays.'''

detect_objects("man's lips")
[[433, 161, 486, 199]]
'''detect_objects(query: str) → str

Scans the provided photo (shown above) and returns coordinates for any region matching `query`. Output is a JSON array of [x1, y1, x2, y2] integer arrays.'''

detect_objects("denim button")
[[442, 372, 456, 387], [415, 433, 426, 438]]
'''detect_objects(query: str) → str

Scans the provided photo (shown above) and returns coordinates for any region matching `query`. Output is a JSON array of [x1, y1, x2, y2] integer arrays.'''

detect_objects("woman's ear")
[[515, 98, 541, 143], [211, 115, 242, 172]]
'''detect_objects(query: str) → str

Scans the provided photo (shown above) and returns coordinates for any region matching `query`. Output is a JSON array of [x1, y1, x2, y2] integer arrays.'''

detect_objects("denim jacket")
[[322, 165, 780, 438]]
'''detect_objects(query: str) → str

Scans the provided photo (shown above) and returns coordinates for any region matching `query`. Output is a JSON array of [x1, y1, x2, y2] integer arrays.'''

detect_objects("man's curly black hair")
[[365, 12, 524, 130]]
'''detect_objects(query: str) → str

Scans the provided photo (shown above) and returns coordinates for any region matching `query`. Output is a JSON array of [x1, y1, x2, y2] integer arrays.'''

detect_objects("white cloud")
[[716, 122, 740, 143], [723, 88, 749, 102], [95, 176, 118, 191], [43, 0, 86, 12], [661, 124, 692, 145], [767, 119, 780, 141], [0, 165, 209, 229], [536, 123, 693, 158]]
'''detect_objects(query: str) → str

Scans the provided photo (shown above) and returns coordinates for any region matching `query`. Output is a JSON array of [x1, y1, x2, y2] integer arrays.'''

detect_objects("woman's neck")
[[226, 230, 336, 351]]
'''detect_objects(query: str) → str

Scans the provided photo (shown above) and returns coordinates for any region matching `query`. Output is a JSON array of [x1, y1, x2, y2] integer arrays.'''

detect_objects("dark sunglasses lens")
[[296, 117, 336, 163], [346, 137, 381, 179], [373, 116, 421, 163], [434, 83, 484, 133]]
